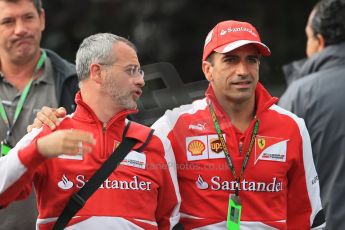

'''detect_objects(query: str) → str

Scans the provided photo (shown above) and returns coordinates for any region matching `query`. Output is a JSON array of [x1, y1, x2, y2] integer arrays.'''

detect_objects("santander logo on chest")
[[254, 135, 289, 165]]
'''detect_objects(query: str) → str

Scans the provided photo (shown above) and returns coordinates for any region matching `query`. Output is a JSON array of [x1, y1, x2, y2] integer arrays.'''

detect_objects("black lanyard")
[[209, 102, 259, 196], [0, 50, 46, 139]]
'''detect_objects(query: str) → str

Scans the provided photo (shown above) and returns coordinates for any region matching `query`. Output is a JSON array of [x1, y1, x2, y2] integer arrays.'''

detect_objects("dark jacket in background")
[[279, 42, 345, 230], [0, 48, 78, 230], [47, 49, 79, 113]]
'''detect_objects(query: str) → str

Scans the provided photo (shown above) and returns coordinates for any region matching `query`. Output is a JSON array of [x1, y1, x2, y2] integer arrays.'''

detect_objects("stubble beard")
[[101, 75, 137, 110]]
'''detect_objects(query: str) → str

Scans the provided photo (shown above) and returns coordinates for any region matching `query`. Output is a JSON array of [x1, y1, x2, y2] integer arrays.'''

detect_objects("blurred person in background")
[[279, 0, 345, 228], [0, 0, 78, 229]]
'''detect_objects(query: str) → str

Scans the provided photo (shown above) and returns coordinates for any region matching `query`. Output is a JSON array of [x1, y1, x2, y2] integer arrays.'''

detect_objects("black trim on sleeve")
[[136, 128, 154, 152], [311, 209, 325, 228]]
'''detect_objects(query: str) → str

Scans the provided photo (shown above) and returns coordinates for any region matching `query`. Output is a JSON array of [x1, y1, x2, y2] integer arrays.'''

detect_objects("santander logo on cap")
[[219, 26, 258, 37], [202, 20, 271, 61]]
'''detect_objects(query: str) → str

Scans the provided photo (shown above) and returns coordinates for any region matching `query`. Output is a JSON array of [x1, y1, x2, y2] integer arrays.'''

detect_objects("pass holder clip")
[[227, 194, 242, 230], [0, 140, 11, 157]]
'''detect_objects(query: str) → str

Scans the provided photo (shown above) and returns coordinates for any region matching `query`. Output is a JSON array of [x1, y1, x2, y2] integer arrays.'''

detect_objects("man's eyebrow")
[[0, 16, 13, 22], [124, 64, 139, 69], [23, 12, 36, 17], [221, 54, 238, 59], [247, 54, 260, 59]]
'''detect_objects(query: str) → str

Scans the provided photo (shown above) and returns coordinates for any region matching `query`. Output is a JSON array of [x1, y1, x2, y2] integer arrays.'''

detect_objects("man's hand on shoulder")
[[27, 106, 67, 132]]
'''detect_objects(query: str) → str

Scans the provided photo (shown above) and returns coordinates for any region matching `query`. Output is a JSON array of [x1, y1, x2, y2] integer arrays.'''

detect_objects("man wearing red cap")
[[151, 20, 325, 229], [27, 20, 326, 229]]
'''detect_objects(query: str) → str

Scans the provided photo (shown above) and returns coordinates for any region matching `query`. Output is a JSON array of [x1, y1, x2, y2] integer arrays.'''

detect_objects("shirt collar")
[[33, 56, 54, 85], [0, 55, 54, 86]]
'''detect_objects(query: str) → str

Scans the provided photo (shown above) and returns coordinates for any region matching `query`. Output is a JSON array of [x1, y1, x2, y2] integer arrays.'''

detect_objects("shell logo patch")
[[254, 135, 288, 165], [188, 140, 206, 156]]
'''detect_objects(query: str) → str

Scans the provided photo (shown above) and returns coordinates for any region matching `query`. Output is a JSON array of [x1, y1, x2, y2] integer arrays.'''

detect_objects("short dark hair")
[[311, 0, 345, 45], [0, 0, 43, 14], [206, 52, 215, 65]]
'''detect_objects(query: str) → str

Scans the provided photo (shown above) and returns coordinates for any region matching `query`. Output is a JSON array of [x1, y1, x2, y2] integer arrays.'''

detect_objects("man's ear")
[[202, 61, 213, 82], [89, 63, 103, 84], [39, 9, 45, 32], [316, 33, 326, 51]]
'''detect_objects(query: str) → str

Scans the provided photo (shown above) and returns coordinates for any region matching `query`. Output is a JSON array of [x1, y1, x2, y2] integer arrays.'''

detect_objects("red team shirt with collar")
[[152, 83, 325, 230], [0, 92, 180, 230]]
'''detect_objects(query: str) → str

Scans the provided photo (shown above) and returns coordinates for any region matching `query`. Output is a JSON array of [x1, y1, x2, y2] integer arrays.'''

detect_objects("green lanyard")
[[208, 101, 259, 196], [0, 50, 47, 133]]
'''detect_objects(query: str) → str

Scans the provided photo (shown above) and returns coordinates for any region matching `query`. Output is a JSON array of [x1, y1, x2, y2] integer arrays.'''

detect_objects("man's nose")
[[14, 20, 28, 36], [135, 76, 145, 87], [236, 61, 250, 75]]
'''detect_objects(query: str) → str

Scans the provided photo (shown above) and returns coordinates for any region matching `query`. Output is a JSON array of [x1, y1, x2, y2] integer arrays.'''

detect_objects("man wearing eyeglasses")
[[0, 33, 180, 229]]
